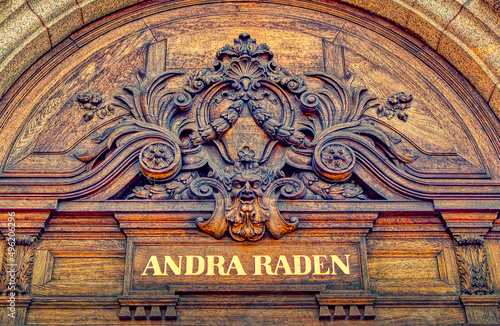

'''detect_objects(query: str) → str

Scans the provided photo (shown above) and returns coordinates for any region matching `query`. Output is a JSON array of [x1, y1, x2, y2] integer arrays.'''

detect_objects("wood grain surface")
[[0, 1, 498, 325]]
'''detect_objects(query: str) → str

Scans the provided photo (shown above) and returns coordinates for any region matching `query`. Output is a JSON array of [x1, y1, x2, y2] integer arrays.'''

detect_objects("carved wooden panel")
[[0, 1, 499, 325]]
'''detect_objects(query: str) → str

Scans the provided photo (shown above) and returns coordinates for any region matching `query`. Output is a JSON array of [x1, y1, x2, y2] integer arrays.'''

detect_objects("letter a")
[[274, 255, 293, 275], [141, 256, 163, 276], [227, 256, 247, 275]]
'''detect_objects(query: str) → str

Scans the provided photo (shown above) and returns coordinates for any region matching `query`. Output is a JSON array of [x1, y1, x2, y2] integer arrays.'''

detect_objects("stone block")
[[468, 0, 500, 32], [448, 4, 500, 80], [77, 0, 142, 25], [437, 31, 498, 100], [28, 0, 84, 45], [339, 0, 415, 28], [0, 0, 27, 24], [406, 9, 444, 50], [489, 84, 500, 119], [414, 0, 464, 27], [0, 2, 51, 97]]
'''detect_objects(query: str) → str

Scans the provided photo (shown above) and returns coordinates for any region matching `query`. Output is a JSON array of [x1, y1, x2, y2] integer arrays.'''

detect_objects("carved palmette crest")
[[75, 33, 417, 241]]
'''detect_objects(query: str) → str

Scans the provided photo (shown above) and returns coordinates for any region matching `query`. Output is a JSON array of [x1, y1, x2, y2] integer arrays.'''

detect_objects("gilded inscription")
[[131, 243, 362, 290], [140, 254, 350, 276]]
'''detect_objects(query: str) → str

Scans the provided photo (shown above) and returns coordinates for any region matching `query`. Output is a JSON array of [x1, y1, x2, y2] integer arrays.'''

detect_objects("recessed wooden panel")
[[27, 308, 120, 326], [51, 257, 124, 281], [129, 241, 362, 292], [368, 254, 441, 281], [367, 238, 460, 295], [31, 256, 124, 297], [374, 307, 466, 325]]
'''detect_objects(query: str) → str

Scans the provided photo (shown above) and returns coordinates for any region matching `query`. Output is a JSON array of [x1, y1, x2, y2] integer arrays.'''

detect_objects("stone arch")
[[1, 0, 499, 117]]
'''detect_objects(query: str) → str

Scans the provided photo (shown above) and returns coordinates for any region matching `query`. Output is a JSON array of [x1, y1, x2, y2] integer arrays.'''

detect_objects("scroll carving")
[[453, 235, 493, 295], [0, 235, 37, 295], [75, 33, 418, 241]]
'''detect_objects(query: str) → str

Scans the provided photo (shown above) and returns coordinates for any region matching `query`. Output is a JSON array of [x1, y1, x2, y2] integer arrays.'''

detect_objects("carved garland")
[[75, 33, 416, 241]]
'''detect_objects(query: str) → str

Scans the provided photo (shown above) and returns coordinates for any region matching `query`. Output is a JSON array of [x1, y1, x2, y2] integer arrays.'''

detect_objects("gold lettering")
[[274, 255, 293, 275], [206, 256, 227, 276], [313, 255, 330, 275], [185, 256, 205, 275], [253, 255, 277, 275], [331, 255, 350, 275], [227, 256, 247, 275], [141, 256, 163, 276], [292, 255, 312, 275], [164, 256, 183, 275], [141, 253, 351, 277]]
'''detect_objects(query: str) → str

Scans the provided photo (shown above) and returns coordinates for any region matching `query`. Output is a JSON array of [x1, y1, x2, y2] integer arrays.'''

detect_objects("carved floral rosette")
[[75, 33, 417, 241]]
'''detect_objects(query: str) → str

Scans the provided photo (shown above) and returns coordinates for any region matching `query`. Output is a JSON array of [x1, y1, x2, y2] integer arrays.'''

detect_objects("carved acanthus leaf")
[[17, 240, 37, 294], [453, 236, 493, 295], [0, 235, 37, 295]]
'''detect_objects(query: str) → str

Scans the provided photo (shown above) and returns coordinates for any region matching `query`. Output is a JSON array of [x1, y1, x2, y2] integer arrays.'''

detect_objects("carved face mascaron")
[[231, 172, 263, 201], [218, 148, 272, 241]]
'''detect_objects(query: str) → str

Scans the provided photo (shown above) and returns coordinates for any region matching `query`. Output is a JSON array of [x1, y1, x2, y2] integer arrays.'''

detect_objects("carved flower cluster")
[[377, 92, 412, 122], [77, 92, 114, 122]]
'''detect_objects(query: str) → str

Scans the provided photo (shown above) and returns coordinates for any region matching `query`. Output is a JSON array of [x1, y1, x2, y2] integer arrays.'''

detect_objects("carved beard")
[[225, 198, 269, 241]]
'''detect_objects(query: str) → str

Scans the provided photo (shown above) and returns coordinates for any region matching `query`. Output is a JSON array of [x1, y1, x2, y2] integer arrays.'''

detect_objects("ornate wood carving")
[[315, 295, 376, 321], [0, 235, 38, 296], [72, 33, 418, 241], [0, 1, 499, 324], [77, 92, 115, 122], [377, 92, 412, 122], [453, 234, 493, 295]]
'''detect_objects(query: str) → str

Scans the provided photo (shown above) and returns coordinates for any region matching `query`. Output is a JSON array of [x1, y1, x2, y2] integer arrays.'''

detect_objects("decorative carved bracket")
[[0, 235, 38, 296], [315, 294, 376, 321], [440, 211, 497, 296], [118, 296, 179, 321], [453, 234, 493, 295]]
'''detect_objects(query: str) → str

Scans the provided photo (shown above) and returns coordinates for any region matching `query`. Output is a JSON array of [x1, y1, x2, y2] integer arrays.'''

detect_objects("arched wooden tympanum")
[[0, 1, 499, 325]]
